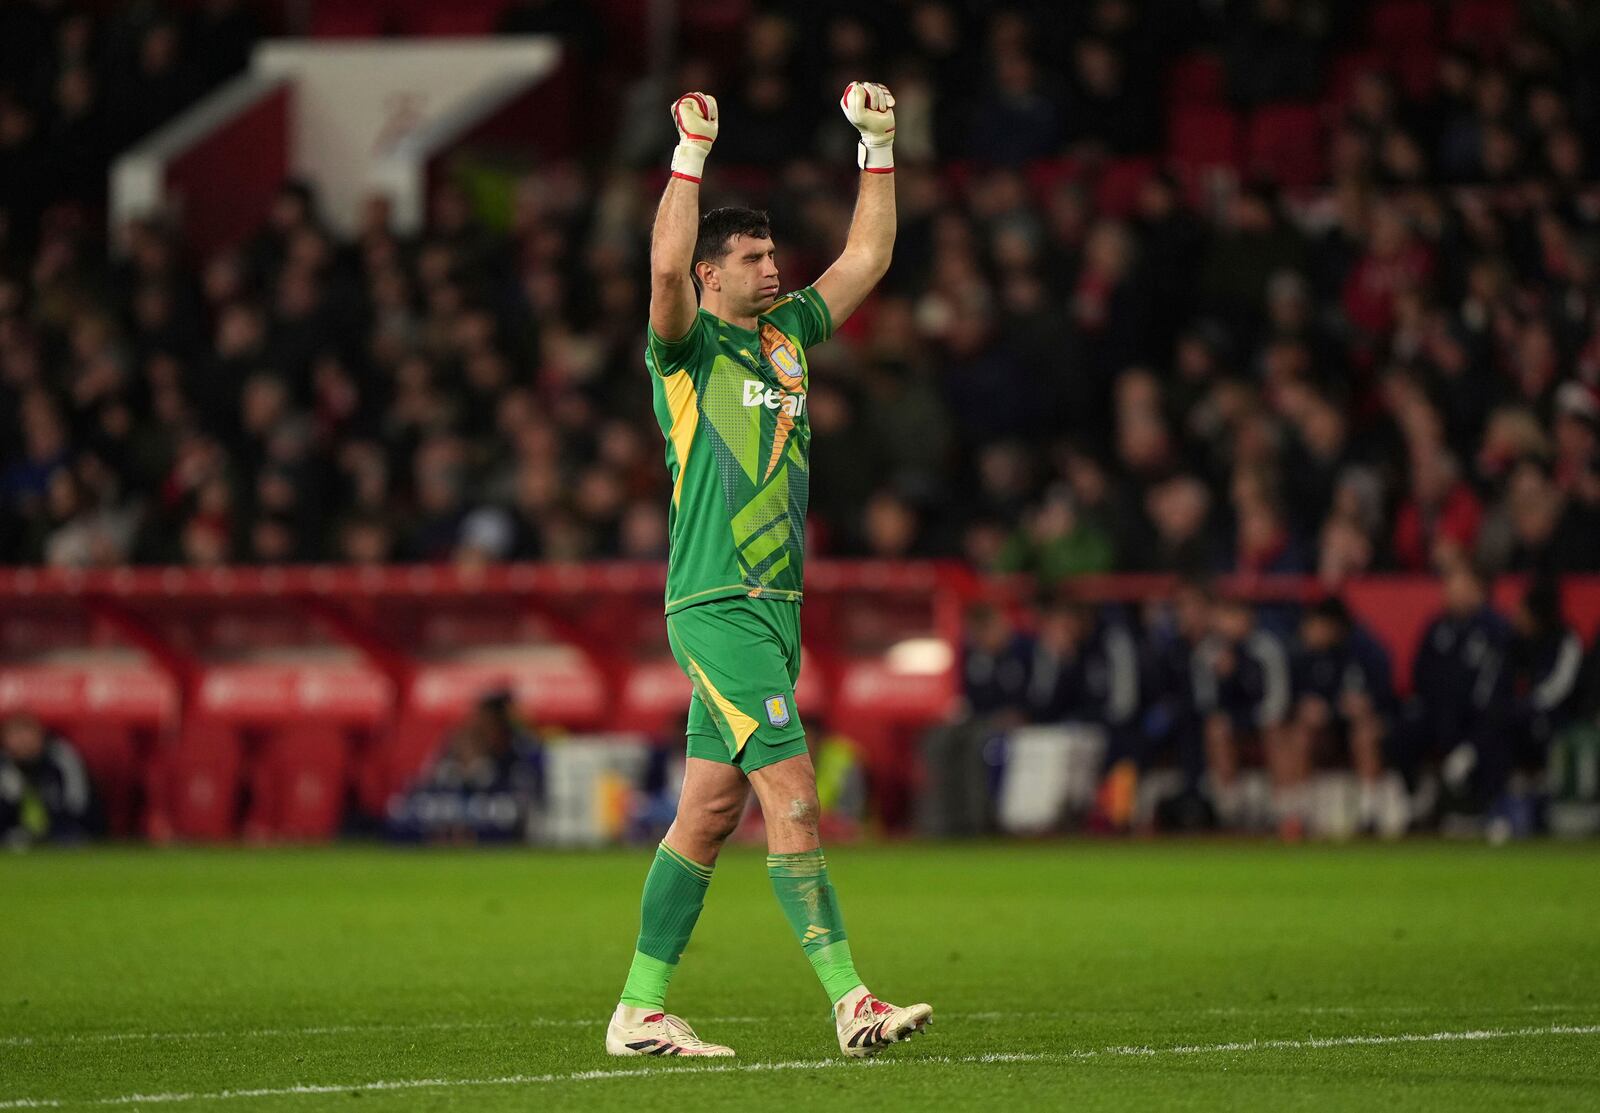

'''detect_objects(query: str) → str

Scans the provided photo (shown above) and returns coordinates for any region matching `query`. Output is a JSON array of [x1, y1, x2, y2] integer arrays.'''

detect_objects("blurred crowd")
[[926, 562, 1600, 839], [2, 0, 1600, 580]]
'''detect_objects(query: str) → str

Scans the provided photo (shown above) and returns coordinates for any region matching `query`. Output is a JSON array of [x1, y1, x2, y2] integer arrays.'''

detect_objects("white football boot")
[[604, 1003, 736, 1057], [834, 986, 933, 1058]]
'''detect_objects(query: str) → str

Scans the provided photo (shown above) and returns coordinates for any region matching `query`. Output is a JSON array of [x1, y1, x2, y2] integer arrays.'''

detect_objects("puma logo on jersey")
[[743, 379, 807, 417]]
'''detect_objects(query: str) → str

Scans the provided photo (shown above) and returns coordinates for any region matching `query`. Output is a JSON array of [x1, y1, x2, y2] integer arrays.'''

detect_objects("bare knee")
[[687, 793, 744, 845], [749, 755, 823, 851], [784, 793, 820, 830]]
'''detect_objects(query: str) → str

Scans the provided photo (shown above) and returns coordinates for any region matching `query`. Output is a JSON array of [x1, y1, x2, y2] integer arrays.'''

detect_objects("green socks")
[[619, 843, 713, 1010], [618, 843, 863, 1011], [767, 849, 863, 1004]]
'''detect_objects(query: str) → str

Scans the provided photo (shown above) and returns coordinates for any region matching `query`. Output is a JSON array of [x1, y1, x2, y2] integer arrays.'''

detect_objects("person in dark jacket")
[[1489, 577, 1584, 835], [1194, 594, 1292, 830], [919, 602, 1030, 837], [387, 689, 544, 843], [0, 713, 96, 847], [1288, 596, 1396, 833], [1400, 559, 1514, 820], [1139, 578, 1212, 789]]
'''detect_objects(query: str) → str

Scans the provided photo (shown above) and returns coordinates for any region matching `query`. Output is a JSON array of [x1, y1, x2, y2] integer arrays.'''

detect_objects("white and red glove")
[[840, 81, 895, 172], [669, 91, 717, 183]]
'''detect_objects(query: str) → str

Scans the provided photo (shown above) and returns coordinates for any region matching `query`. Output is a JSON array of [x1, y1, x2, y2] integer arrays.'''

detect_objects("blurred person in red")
[[1392, 444, 1483, 572]]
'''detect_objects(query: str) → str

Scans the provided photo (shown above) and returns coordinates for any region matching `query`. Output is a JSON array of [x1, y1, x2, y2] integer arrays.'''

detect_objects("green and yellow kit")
[[646, 286, 833, 772]]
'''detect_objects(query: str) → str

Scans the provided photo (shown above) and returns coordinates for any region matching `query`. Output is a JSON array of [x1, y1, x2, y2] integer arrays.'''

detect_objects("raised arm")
[[650, 92, 718, 343], [814, 81, 897, 329]]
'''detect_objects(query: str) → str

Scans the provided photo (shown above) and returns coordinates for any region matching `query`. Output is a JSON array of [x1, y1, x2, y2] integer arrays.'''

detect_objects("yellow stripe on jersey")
[[661, 368, 699, 509]]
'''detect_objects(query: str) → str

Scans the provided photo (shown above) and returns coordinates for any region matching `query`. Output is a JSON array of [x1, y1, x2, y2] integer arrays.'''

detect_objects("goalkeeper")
[[604, 83, 932, 1060]]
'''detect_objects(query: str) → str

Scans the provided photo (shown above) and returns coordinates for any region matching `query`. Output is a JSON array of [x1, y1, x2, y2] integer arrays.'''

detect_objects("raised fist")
[[840, 81, 895, 171], [670, 92, 718, 182]]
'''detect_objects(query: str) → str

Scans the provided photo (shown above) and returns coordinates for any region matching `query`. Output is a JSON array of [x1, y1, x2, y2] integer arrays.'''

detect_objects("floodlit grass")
[[3, 841, 1598, 1111]]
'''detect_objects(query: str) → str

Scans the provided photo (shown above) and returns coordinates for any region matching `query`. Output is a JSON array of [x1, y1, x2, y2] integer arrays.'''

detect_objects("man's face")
[[701, 234, 780, 315], [1443, 567, 1484, 616], [1, 716, 45, 763], [1300, 614, 1340, 652], [1212, 601, 1252, 642]]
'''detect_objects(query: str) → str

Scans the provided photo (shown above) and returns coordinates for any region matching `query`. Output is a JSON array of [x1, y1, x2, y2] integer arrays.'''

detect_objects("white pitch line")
[[0, 1023, 1595, 1109], [2, 1002, 1588, 1049]]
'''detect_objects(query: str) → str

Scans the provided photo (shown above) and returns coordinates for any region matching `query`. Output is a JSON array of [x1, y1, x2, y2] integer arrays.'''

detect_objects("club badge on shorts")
[[764, 694, 791, 728]]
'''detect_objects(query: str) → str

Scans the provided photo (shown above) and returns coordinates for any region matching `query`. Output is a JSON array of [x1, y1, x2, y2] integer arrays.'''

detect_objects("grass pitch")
[[3, 842, 1598, 1111]]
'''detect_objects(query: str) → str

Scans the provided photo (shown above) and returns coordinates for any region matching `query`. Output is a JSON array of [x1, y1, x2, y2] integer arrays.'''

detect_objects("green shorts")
[[666, 597, 809, 774]]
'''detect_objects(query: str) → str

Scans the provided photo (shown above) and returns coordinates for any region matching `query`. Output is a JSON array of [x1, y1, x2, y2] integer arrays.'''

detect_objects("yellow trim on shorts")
[[684, 654, 759, 753]]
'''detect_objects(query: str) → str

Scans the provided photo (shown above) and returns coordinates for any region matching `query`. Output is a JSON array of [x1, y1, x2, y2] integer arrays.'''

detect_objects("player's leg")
[[607, 743, 743, 1057], [618, 754, 744, 1003], [747, 752, 932, 1057]]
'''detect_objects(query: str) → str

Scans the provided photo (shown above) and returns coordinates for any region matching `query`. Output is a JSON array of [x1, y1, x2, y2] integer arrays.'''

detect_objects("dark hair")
[[693, 207, 772, 288], [1306, 595, 1351, 630]]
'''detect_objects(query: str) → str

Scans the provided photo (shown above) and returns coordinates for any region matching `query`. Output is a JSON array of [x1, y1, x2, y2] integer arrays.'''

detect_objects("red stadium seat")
[[0, 663, 177, 837], [396, 0, 506, 37], [1025, 156, 1084, 204], [150, 717, 244, 841], [1169, 105, 1242, 175], [1324, 49, 1385, 111], [310, 0, 389, 38], [615, 659, 691, 735], [1246, 104, 1325, 189], [66, 723, 144, 837], [244, 723, 351, 841], [1093, 157, 1157, 217], [1369, 0, 1438, 47], [1391, 43, 1439, 100], [1448, 0, 1517, 54], [1165, 52, 1226, 109]]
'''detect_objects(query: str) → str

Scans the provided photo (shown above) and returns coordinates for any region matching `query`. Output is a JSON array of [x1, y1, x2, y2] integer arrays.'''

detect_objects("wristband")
[[858, 138, 894, 173], [671, 142, 708, 182]]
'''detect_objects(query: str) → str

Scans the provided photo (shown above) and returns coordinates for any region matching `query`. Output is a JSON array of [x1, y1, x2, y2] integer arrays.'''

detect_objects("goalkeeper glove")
[[670, 91, 717, 183], [840, 81, 895, 172]]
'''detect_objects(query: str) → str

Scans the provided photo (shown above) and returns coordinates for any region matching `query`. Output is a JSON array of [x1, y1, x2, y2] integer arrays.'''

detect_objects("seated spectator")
[[1193, 594, 1291, 831], [1393, 446, 1483, 572], [1138, 578, 1212, 798], [0, 712, 96, 846], [1026, 595, 1140, 734], [1287, 596, 1397, 836], [1492, 578, 1585, 837], [919, 602, 1030, 837], [1399, 559, 1513, 826], [996, 487, 1114, 584], [386, 690, 544, 844]]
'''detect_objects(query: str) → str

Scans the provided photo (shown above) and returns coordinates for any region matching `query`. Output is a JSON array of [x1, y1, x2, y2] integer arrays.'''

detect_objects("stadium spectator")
[[1194, 593, 1292, 831], [919, 601, 1029, 838], [3, 0, 1599, 586], [1400, 559, 1514, 825], [2, 1, 1600, 841], [1022, 595, 1141, 748], [0, 712, 95, 846], [1137, 579, 1212, 791], [386, 689, 544, 844], [1287, 596, 1398, 835], [1491, 577, 1585, 836]]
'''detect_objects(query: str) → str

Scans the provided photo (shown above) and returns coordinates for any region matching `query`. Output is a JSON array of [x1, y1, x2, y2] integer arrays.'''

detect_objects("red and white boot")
[[604, 1004, 735, 1057], [834, 986, 933, 1058]]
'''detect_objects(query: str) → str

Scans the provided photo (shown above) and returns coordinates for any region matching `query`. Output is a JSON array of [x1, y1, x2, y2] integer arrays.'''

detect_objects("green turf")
[[3, 842, 1598, 1111]]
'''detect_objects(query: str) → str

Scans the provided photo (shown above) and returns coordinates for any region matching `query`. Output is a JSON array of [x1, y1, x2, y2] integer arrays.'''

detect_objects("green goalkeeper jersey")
[[646, 285, 833, 614]]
